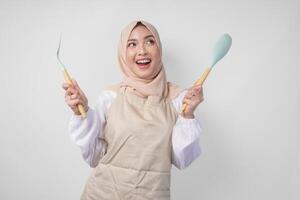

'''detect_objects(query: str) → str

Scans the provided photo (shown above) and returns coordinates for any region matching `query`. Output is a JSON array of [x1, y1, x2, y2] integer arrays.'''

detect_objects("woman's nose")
[[138, 45, 147, 56]]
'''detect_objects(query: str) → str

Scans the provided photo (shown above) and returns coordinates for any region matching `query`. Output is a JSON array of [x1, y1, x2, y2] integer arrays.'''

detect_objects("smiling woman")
[[63, 20, 204, 200], [126, 23, 161, 79]]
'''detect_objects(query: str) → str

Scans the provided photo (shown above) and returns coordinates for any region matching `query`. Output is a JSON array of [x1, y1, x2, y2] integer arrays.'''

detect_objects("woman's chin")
[[136, 63, 151, 70], [136, 73, 152, 80], [133, 63, 158, 80], [134, 71, 154, 80]]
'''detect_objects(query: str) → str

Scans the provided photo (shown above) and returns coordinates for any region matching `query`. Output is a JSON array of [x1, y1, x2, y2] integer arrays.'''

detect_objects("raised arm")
[[171, 89, 203, 169], [64, 82, 115, 167]]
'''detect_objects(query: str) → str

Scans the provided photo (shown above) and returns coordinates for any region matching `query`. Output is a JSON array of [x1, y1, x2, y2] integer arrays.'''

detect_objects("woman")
[[63, 20, 204, 200]]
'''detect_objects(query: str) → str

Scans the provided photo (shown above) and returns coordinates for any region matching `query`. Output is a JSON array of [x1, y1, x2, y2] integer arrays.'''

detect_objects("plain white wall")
[[0, 0, 299, 199]]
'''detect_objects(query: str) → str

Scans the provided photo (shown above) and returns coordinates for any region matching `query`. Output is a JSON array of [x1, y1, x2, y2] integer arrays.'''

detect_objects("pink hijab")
[[107, 20, 182, 100]]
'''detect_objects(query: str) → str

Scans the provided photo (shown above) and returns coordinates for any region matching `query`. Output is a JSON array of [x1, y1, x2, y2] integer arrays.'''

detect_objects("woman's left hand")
[[181, 84, 204, 118]]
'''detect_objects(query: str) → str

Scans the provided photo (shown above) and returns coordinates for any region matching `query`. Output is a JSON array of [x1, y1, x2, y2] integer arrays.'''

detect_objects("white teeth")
[[136, 59, 151, 64]]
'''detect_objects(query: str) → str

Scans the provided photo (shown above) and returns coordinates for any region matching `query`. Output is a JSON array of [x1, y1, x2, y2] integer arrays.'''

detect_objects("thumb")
[[72, 78, 85, 96], [72, 79, 82, 91]]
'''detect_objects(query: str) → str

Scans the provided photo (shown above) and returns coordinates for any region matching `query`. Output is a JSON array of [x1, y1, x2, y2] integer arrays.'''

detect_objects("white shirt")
[[68, 89, 202, 169]]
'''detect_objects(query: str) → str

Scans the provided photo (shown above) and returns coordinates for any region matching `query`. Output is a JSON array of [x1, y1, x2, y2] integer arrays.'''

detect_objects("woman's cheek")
[[126, 51, 136, 65]]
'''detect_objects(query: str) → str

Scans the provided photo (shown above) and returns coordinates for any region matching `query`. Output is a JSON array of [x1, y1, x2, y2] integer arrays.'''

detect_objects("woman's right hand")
[[62, 79, 89, 115]]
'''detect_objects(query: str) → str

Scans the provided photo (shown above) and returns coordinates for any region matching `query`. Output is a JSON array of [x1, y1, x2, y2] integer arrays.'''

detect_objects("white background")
[[0, 0, 299, 199]]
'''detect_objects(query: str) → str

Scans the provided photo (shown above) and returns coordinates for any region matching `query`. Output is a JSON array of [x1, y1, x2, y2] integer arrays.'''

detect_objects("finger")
[[185, 96, 202, 106], [197, 87, 203, 94], [183, 99, 196, 112], [192, 90, 201, 98], [77, 88, 87, 103], [62, 82, 71, 90], [190, 90, 203, 100], [193, 85, 202, 91], [191, 86, 202, 97], [67, 98, 83, 107], [195, 86, 204, 97], [69, 79, 88, 103], [186, 87, 197, 97], [198, 87, 203, 94], [66, 87, 78, 96], [71, 79, 82, 93], [77, 87, 85, 99], [66, 96, 81, 109], [192, 85, 202, 93], [185, 98, 195, 104], [183, 98, 194, 105], [189, 90, 198, 98], [67, 90, 87, 106], [65, 89, 75, 97], [72, 79, 81, 91], [68, 94, 75, 100], [73, 95, 86, 104], [185, 92, 193, 99], [192, 95, 203, 103], [72, 79, 86, 97]]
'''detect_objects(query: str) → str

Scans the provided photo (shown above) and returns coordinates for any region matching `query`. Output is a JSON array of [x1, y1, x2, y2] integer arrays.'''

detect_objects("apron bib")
[[81, 86, 178, 200]]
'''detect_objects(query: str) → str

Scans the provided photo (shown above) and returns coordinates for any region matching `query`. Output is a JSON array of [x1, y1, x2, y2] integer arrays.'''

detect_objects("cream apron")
[[81, 86, 178, 200]]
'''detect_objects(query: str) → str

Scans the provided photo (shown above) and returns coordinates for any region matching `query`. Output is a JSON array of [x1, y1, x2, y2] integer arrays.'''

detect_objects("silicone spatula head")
[[210, 33, 232, 68]]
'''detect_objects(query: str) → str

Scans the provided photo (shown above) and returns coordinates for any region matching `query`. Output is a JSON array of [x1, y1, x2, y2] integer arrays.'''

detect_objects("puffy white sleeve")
[[68, 90, 116, 168], [171, 90, 203, 169]]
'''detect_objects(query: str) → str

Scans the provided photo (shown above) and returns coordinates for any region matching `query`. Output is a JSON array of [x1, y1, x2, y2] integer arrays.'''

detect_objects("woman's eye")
[[127, 42, 136, 48], [146, 39, 155, 45]]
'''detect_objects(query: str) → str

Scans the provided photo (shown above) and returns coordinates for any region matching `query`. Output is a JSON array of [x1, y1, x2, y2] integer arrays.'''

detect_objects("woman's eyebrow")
[[127, 35, 154, 43], [144, 35, 154, 39], [127, 38, 137, 42]]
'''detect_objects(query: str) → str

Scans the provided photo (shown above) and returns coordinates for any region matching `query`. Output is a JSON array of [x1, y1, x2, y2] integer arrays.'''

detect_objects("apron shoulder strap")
[[167, 81, 184, 100], [104, 82, 122, 94]]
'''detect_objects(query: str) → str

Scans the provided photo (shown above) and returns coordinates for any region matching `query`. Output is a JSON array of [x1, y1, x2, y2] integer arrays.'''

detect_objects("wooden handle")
[[63, 69, 87, 118], [180, 67, 211, 115]]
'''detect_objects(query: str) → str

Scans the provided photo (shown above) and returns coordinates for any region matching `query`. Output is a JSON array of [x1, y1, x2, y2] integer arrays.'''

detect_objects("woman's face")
[[126, 25, 161, 80]]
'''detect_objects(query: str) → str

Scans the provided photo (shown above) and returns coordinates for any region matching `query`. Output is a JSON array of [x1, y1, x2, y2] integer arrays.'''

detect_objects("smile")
[[135, 58, 151, 69]]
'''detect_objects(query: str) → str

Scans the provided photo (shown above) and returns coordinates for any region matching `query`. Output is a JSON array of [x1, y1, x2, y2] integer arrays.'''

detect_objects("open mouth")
[[135, 58, 151, 69]]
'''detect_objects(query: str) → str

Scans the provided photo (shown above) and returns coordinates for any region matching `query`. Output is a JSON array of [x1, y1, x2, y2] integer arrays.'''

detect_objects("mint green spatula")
[[181, 33, 232, 114]]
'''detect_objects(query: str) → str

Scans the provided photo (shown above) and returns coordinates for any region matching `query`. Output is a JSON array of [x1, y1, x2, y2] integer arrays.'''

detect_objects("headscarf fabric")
[[110, 20, 182, 100]]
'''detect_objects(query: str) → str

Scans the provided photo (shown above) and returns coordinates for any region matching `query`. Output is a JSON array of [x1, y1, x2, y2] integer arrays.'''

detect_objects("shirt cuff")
[[177, 115, 202, 137], [70, 107, 92, 123]]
